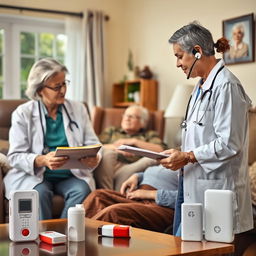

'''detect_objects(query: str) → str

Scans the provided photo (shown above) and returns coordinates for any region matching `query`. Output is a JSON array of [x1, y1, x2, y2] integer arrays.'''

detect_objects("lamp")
[[164, 84, 194, 147], [164, 84, 194, 118]]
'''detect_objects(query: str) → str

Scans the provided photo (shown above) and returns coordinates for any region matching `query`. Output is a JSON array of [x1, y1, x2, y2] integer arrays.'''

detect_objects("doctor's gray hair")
[[168, 21, 215, 56], [25, 58, 68, 100], [126, 105, 150, 128]]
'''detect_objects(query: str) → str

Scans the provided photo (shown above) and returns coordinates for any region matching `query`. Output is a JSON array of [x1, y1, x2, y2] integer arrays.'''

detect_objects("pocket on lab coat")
[[196, 178, 225, 204]]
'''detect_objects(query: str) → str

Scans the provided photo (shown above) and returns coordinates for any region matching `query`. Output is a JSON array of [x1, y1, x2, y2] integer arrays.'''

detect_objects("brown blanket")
[[84, 187, 174, 233]]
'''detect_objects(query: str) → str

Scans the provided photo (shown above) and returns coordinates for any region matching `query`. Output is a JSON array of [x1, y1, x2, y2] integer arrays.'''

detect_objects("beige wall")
[[1, 0, 256, 106], [2, 0, 256, 107], [123, 0, 256, 108]]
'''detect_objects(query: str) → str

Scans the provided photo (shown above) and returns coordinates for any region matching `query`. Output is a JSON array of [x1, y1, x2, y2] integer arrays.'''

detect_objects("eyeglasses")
[[123, 113, 141, 120], [43, 80, 70, 92]]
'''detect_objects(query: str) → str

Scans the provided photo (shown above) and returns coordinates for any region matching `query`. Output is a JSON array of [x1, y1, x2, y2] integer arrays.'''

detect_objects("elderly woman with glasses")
[[94, 105, 167, 191], [4, 58, 101, 220]]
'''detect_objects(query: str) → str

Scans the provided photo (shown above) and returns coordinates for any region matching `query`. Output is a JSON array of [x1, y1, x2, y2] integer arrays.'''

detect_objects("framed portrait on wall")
[[222, 13, 254, 65]]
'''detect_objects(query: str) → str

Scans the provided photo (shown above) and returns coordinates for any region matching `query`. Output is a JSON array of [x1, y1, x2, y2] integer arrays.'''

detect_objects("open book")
[[117, 145, 169, 160], [55, 144, 102, 169]]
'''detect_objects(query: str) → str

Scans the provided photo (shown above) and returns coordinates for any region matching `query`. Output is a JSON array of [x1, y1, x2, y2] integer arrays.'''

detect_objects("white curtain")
[[84, 10, 105, 109], [65, 16, 85, 101], [65, 10, 106, 110]]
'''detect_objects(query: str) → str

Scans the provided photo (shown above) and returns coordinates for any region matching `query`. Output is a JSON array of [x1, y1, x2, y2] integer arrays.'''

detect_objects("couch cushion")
[[0, 140, 9, 155], [249, 108, 256, 165], [0, 99, 27, 140], [0, 153, 11, 175], [249, 162, 256, 206]]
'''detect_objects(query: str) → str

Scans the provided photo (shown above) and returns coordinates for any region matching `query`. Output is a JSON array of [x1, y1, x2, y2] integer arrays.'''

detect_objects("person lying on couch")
[[84, 165, 178, 233], [4, 58, 101, 220], [94, 105, 167, 191]]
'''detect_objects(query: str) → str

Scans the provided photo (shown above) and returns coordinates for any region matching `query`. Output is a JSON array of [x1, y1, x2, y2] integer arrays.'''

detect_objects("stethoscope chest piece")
[[42, 146, 50, 155], [180, 120, 187, 129]]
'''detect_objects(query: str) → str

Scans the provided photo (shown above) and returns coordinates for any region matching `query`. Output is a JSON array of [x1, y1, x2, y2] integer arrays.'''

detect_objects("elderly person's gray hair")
[[25, 58, 68, 100], [169, 21, 215, 56], [232, 23, 245, 35], [127, 105, 150, 128]]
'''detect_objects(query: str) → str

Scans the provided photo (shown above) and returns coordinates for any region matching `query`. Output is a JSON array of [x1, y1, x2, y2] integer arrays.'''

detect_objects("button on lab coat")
[[181, 59, 253, 234]]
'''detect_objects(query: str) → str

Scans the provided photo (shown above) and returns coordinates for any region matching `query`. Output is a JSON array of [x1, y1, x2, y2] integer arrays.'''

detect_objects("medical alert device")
[[39, 242, 67, 255], [204, 189, 234, 243], [98, 225, 131, 238], [181, 203, 203, 241], [98, 236, 130, 248], [39, 231, 66, 244], [9, 242, 39, 256], [9, 190, 39, 242], [67, 204, 85, 241]]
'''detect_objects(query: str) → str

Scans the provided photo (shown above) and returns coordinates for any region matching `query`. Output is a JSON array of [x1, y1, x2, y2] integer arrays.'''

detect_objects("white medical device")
[[181, 203, 203, 241], [204, 189, 234, 243], [9, 190, 39, 242], [9, 241, 39, 256]]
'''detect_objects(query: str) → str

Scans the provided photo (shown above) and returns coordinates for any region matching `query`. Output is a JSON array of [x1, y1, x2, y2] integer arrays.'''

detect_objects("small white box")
[[39, 231, 66, 245], [39, 242, 67, 254], [181, 203, 203, 241], [204, 189, 234, 243]]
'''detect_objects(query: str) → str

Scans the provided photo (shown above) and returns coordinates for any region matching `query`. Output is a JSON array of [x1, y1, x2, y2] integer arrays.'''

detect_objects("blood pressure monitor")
[[9, 190, 39, 242]]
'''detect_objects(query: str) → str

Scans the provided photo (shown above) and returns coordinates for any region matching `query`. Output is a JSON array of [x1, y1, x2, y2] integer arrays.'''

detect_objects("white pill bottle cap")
[[68, 204, 85, 241]]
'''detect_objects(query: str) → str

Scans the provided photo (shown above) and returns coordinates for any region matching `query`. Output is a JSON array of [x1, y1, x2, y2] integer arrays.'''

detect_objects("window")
[[0, 14, 67, 99], [20, 32, 66, 98]]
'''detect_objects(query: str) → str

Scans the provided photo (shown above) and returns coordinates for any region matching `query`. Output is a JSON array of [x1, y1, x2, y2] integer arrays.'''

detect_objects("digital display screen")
[[18, 199, 32, 213]]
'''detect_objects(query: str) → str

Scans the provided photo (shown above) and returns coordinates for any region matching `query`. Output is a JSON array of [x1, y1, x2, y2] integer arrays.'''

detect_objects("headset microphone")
[[187, 49, 201, 79], [187, 58, 198, 79]]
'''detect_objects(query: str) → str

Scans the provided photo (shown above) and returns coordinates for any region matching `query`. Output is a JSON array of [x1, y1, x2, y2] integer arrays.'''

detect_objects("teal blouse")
[[43, 106, 73, 182]]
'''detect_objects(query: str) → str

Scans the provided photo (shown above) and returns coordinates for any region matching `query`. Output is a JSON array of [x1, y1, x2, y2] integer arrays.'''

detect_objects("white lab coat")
[[182, 59, 253, 234], [4, 99, 101, 199]]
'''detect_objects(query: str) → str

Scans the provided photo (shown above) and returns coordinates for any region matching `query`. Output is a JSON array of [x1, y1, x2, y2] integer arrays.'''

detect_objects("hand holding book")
[[55, 144, 102, 169]]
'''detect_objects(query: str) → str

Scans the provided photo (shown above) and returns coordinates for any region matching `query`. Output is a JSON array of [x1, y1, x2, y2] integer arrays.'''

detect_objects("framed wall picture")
[[223, 13, 254, 65]]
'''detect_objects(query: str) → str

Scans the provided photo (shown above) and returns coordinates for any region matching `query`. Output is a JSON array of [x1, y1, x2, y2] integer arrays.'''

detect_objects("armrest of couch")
[[0, 165, 4, 223], [0, 153, 11, 223]]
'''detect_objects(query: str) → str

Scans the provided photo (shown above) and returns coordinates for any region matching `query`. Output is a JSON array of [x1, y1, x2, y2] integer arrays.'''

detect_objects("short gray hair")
[[127, 105, 149, 128], [168, 21, 215, 56], [232, 23, 245, 35], [25, 58, 68, 100]]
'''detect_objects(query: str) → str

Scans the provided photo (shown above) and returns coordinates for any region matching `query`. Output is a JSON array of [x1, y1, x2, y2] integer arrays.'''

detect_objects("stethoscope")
[[38, 101, 79, 154], [181, 65, 225, 129]]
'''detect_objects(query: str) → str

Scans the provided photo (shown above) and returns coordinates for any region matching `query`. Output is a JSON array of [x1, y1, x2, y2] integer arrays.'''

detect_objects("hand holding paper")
[[117, 145, 169, 160]]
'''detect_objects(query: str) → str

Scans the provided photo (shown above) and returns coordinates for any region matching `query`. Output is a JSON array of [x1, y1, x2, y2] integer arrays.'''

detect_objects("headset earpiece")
[[192, 49, 201, 60]]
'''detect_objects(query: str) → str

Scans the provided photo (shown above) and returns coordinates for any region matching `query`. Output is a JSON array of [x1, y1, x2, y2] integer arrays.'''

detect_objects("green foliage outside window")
[[56, 34, 66, 58], [20, 32, 66, 98], [20, 57, 35, 98], [21, 32, 35, 55], [39, 33, 54, 57]]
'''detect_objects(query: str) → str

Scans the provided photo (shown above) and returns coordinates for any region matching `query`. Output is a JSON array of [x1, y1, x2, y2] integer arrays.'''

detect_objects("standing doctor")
[[160, 22, 253, 243]]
